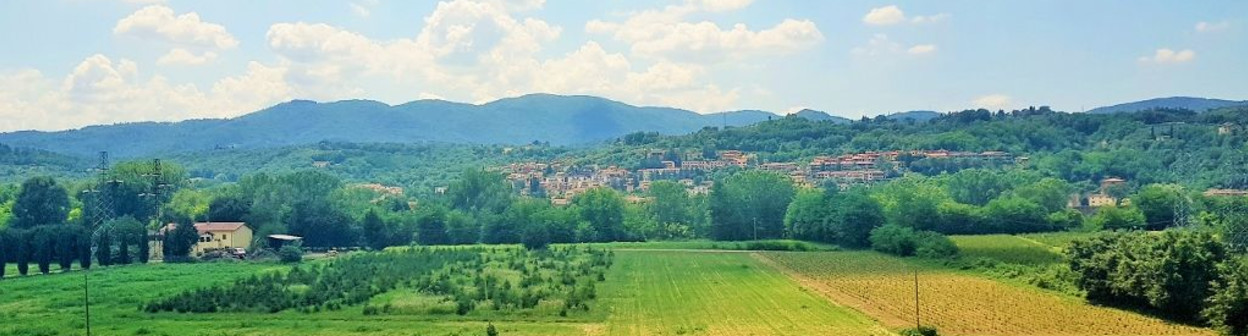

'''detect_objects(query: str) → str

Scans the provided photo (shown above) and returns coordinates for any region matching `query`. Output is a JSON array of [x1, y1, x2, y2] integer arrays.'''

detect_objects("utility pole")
[[913, 269, 921, 330]]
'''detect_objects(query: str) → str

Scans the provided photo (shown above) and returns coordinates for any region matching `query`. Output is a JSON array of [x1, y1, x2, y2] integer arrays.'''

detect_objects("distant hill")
[[883, 110, 941, 122], [1087, 97, 1247, 114], [0, 94, 778, 158], [791, 109, 852, 124]]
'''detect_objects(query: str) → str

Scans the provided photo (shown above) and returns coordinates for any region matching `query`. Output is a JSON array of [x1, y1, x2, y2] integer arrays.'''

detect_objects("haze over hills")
[[0, 94, 1243, 159], [0, 94, 778, 158], [1086, 96, 1247, 114]]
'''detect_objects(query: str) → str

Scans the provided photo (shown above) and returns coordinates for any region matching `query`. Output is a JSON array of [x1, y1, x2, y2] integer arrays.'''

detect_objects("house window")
[[222, 234, 228, 240]]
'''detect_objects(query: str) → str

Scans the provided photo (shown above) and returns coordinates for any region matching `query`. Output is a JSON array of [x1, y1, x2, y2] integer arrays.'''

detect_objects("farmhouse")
[[153, 222, 254, 258]]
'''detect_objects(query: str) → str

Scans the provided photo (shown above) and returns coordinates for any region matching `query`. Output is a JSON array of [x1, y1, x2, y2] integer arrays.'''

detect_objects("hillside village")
[[494, 149, 1020, 204]]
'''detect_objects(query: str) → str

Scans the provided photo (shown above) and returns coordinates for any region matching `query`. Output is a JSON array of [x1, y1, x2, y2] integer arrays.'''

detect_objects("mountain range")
[[1086, 96, 1247, 114], [0, 94, 777, 158], [0, 95, 1241, 159]]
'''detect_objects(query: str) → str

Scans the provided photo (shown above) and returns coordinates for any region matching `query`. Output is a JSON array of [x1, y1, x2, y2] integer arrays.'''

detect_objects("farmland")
[[598, 250, 891, 336], [762, 251, 1213, 336], [949, 235, 1063, 266]]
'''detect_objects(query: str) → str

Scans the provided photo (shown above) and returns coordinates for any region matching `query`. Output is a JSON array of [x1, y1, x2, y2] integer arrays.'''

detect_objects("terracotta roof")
[[193, 222, 248, 233]]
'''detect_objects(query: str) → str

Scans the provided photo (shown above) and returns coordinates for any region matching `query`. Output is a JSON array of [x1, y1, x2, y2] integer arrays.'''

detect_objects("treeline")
[[0, 168, 201, 278]]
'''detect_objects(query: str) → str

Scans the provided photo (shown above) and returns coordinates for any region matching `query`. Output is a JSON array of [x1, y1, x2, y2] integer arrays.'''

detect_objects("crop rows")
[[762, 251, 1212, 336]]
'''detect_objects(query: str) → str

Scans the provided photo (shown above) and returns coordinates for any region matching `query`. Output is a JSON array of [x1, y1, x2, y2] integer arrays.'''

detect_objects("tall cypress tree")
[[78, 227, 92, 270], [14, 230, 30, 276], [32, 227, 54, 274], [0, 230, 9, 279], [57, 226, 77, 271], [96, 228, 112, 267]]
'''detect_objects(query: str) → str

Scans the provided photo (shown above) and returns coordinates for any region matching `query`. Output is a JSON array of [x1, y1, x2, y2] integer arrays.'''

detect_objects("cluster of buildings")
[[498, 149, 1018, 203]]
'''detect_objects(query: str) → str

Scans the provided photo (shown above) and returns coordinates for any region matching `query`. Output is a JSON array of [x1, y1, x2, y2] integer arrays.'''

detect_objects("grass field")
[[761, 251, 1213, 336], [1020, 232, 1098, 250], [949, 235, 1063, 266], [577, 239, 837, 251], [0, 261, 594, 336], [599, 250, 891, 336], [0, 248, 886, 336]]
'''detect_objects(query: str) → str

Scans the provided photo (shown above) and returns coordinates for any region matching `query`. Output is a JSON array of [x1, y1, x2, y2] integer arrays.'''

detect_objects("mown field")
[[0, 247, 888, 336], [599, 250, 891, 336], [761, 250, 1213, 336]]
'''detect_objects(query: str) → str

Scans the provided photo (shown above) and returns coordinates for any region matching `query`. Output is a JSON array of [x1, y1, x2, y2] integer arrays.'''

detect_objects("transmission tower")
[[82, 151, 116, 229], [140, 159, 170, 222]]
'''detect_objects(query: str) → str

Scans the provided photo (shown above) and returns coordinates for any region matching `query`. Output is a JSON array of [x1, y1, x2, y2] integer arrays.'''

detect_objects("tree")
[[288, 200, 356, 248], [31, 226, 54, 274], [11, 176, 69, 229], [361, 209, 390, 250], [1068, 230, 1226, 322], [710, 171, 795, 241], [14, 229, 30, 275], [574, 188, 628, 242], [445, 210, 479, 245], [647, 181, 696, 228], [208, 194, 252, 222], [1086, 205, 1146, 231], [56, 226, 79, 271], [983, 195, 1051, 233], [521, 217, 551, 250], [945, 169, 1010, 206], [784, 189, 829, 241], [1012, 178, 1073, 213], [95, 226, 113, 266], [1204, 258, 1248, 336], [0, 229, 9, 278], [163, 219, 199, 262], [831, 190, 886, 248], [1133, 184, 1186, 229], [415, 207, 450, 246], [873, 177, 949, 232], [447, 169, 512, 214]]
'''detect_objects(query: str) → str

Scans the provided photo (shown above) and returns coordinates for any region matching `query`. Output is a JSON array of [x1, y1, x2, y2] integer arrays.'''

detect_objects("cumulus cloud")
[[972, 94, 1013, 109], [157, 48, 218, 66], [1138, 48, 1196, 64], [863, 5, 905, 25], [0, 54, 292, 131], [585, 0, 821, 62], [113, 5, 238, 49], [907, 44, 937, 55], [863, 5, 948, 26], [1195, 21, 1230, 33]]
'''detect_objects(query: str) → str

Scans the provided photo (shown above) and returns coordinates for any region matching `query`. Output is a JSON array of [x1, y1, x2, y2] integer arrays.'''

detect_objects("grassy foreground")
[[0, 248, 888, 336]]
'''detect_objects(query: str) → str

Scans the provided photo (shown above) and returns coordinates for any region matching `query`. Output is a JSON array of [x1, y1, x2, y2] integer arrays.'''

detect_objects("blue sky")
[[0, 0, 1243, 131]]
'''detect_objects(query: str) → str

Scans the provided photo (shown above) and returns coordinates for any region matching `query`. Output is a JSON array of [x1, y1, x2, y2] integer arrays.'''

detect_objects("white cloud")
[[121, 0, 166, 4], [693, 0, 753, 12], [862, 6, 948, 26], [0, 54, 293, 131], [157, 48, 218, 66], [907, 44, 937, 55], [972, 94, 1013, 110], [586, 0, 822, 62], [863, 5, 905, 25], [1195, 21, 1230, 33], [1138, 48, 1196, 64], [113, 5, 239, 49]]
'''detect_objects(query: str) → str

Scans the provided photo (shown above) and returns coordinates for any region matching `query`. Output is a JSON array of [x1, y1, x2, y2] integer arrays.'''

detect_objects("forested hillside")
[[0, 94, 776, 158]]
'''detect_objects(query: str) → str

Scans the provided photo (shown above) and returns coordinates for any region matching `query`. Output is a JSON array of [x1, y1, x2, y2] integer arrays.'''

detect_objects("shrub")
[[870, 225, 958, 259], [486, 323, 499, 336], [278, 245, 303, 264], [914, 231, 958, 259], [870, 225, 918, 256], [900, 326, 939, 336]]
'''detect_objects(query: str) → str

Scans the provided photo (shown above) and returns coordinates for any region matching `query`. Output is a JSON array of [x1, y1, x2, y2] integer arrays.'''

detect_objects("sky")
[[0, 0, 1244, 132]]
